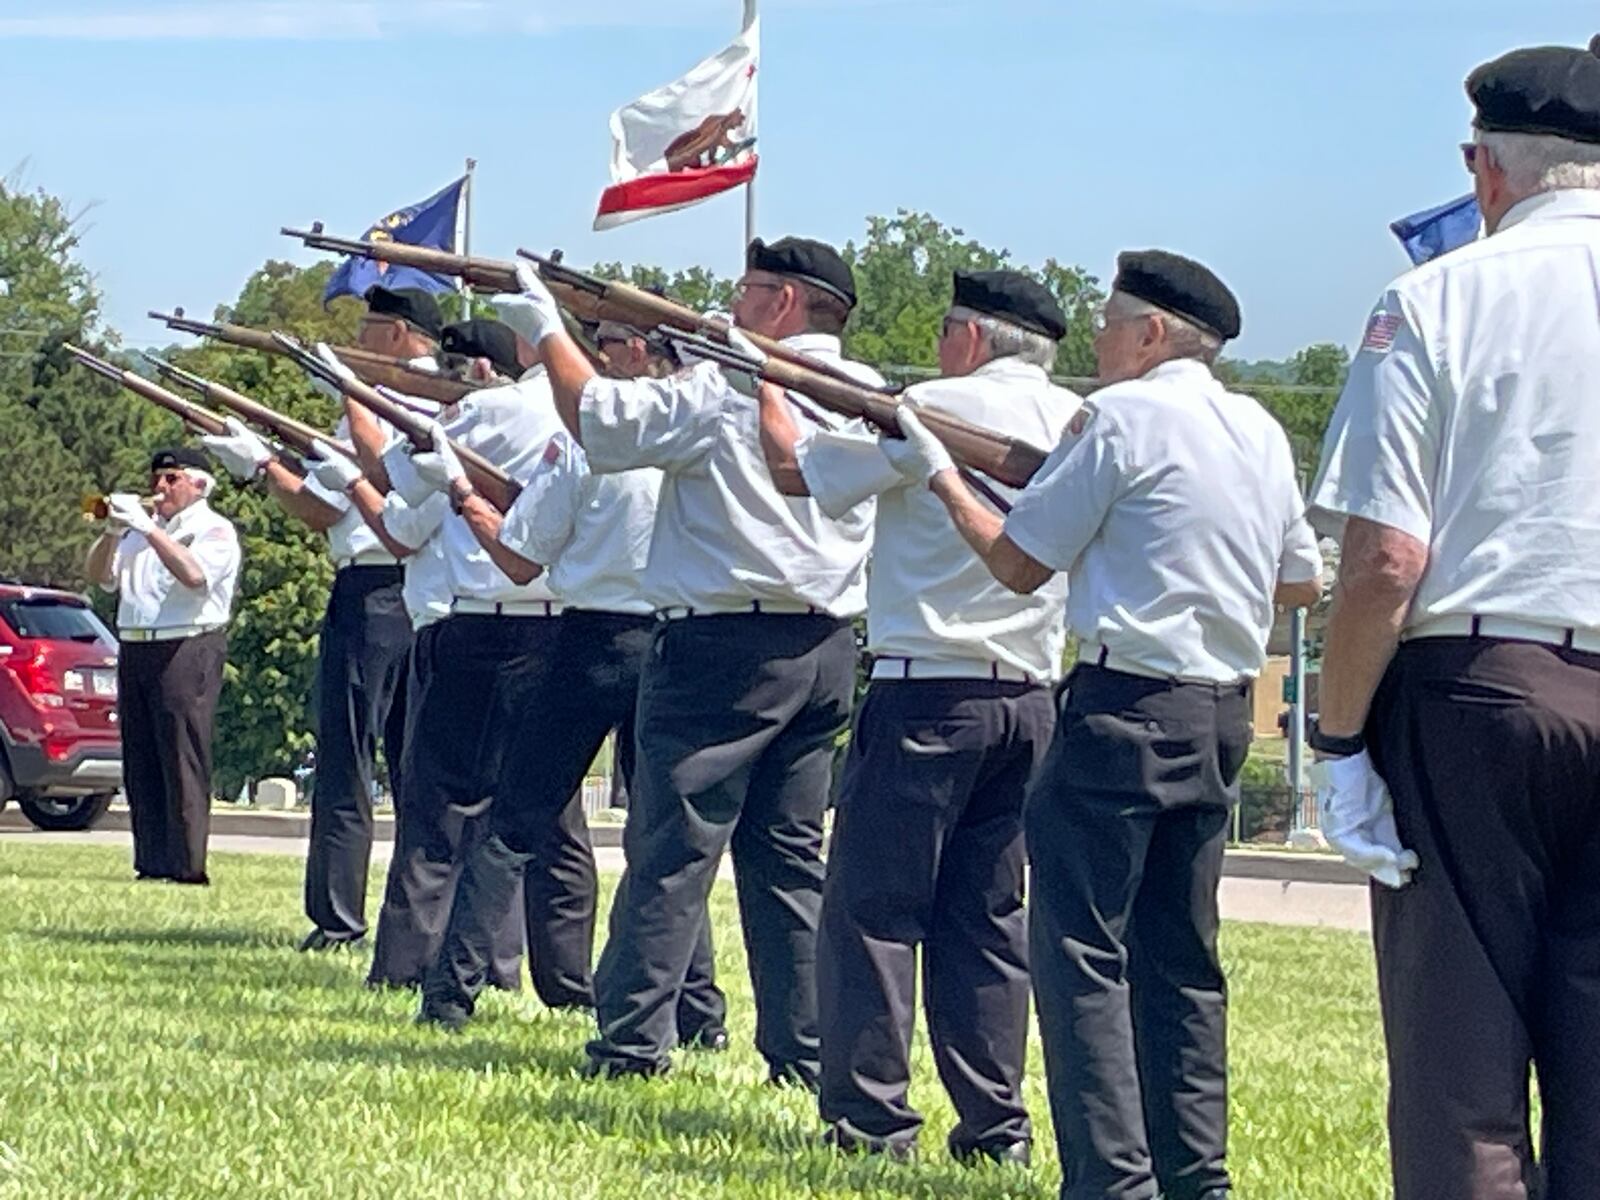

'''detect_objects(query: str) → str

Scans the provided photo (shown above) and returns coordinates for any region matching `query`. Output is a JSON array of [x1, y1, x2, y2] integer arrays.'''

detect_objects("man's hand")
[[200, 417, 272, 482], [504, 263, 564, 346], [106, 492, 156, 536], [1313, 750, 1419, 889], [306, 440, 364, 493], [410, 420, 467, 494], [880, 404, 954, 485]]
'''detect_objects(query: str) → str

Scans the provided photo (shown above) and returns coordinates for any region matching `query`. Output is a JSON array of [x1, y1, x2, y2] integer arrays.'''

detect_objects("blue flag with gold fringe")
[[323, 176, 467, 304]]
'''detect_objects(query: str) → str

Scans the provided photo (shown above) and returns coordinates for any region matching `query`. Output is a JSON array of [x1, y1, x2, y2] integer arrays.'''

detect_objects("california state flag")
[[593, 19, 759, 231]]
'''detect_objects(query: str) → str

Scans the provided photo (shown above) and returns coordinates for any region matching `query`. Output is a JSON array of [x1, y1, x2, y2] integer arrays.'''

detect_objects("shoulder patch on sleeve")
[[543, 437, 562, 466], [1068, 406, 1094, 437], [1360, 312, 1403, 354]]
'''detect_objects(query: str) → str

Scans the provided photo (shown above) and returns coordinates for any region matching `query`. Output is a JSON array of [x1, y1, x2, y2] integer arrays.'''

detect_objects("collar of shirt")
[[1498, 188, 1600, 233], [1134, 358, 1219, 390], [966, 356, 1050, 387], [407, 354, 440, 370], [779, 332, 843, 357], [159, 499, 214, 535]]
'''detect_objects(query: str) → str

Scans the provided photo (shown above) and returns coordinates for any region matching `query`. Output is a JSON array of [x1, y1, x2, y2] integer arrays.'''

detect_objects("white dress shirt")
[[380, 491, 451, 630], [1310, 188, 1600, 636], [107, 499, 241, 633], [1006, 358, 1321, 683], [799, 356, 1079, 680], [303, 413, 399, 568], [498, 432, 658, 616], [578, 332, 880, 616]]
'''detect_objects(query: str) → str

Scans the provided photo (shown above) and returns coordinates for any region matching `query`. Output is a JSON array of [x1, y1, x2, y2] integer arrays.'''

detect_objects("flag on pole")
[[593, 19, 759, 231], [323, 175, 469, 304], [1389, 194, 1481, 266]]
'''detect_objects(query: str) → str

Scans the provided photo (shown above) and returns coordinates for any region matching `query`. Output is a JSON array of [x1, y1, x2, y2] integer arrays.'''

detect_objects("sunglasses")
[[150, 470, 185, 486], [1461, 142, 1480, 172]]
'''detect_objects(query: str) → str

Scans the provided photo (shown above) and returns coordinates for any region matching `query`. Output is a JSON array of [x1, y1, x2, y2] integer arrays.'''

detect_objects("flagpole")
[[742, 0, 757, 252], [461, 157, 477, 317]]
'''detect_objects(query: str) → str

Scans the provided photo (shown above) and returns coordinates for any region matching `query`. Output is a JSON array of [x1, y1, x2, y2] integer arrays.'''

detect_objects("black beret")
[[364, 285, 444, 341], [150, 446, 210, 473], [440, 319, 521, 380], [1113, 250, 1242, 341], [747, 237, 856, 308], [1467, 40, 1600, 144], [952, 269, 1067, 341]]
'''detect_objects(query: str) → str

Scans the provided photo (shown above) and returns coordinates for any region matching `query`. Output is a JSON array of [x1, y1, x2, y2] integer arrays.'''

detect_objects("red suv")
[[0, 582, 122, 830]]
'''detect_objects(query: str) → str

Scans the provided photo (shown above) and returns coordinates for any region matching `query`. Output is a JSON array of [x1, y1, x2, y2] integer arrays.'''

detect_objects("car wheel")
[[17, 792, 115, 832]]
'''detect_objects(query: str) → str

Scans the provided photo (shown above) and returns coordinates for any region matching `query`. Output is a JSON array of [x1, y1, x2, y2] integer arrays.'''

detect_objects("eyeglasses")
[[938, 315, 965, 340], [1461, 142, 1480, 173], [1091, 303, 1145, 334], [733, 279, 783, 301], [150, 471, 185, 486]]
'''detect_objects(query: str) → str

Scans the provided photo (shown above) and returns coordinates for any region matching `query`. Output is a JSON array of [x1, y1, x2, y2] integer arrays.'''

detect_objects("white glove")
[[880, 404, 954, 484], [721, 327, 767, 399], [409, 420, 467, 494], [310, 342, 357, 403], [502, 262, 563, 345], [1313, 750, 1419, 889], [306, 440, 364, 493], [107, 492, 156, 536], [200, 417, 272, 482]]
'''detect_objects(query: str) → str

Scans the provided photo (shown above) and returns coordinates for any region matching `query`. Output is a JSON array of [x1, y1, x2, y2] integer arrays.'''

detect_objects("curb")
[[2, 806, 1366, 885]]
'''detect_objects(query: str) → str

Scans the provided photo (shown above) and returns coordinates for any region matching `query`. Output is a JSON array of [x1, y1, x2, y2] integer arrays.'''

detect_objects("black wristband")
[[1308, 720, 1364, 757]]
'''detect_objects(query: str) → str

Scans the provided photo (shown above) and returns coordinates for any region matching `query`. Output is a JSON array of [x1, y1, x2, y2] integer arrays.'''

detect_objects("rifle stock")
[[63, 344, 232, 439], [669, 333, 1048, 491], [150, 309, 474, 406], [142, 355, 356, 464], [270, 332, 520, 513]]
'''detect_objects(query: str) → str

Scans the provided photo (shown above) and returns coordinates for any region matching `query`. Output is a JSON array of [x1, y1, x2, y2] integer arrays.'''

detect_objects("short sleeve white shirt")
[[1006, 359, 1319, 683], [1309, 189, 1600, 634], [111, 499, 242, 632], [380, 491, 451, 629]]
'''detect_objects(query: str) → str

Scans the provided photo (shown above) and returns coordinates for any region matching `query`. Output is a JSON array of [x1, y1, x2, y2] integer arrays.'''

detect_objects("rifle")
[[270, 333, 520, 513], [150, 309, 474, 407], [64, 344, 233, 439], [669, 332, 1048, 492], [279, 225, 886, 393], [141, 355, 357, 463]]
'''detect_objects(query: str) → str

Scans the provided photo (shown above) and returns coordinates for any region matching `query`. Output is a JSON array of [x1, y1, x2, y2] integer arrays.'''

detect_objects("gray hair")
[[1106, 293, 1224, 365], [1477, 130, 1600, 194], [948, 305, 1058, 369]]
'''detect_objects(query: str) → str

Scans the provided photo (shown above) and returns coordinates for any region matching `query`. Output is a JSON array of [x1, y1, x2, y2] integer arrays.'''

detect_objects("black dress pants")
[[589, 613, 856, 1078], [1367, 637, 1600, 1200], [118, 630, 227, 883], [1026, 664, 1250, 1200], [424, 610, 725, 1028], [818, 678, 1053, 1154], [303, 565, 411, 940]]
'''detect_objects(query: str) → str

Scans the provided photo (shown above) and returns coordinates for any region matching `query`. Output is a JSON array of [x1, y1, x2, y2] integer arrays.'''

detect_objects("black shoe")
[[582, 1054, 670, 1081], [821, 1124, 915, 1162], [298, 929, 331, 952], [682, 1026, 730, 1053], [951, 1139, 1031, 1168], [767, 1061, 820, 1092], [169, 874, 210, 886], [415, 1003, 471, 1033]]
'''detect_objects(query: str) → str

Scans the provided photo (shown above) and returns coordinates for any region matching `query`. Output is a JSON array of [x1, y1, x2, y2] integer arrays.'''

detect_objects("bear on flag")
[[593, 19, 759, 230]]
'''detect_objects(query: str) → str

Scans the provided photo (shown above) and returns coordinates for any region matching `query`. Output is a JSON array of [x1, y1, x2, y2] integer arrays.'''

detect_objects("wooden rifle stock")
[[150, 309, 473, 407], [671, 334, 1049, 491], [141, 356, 355, 465], [282, 228, 521, 292], [270, 333, 520, 513], [63, 344, 232, 438]]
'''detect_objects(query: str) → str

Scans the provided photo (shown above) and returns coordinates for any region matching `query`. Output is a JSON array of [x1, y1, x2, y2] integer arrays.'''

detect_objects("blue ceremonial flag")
[[323, 175, 468, 305], [1389, 195, 1481, 266]]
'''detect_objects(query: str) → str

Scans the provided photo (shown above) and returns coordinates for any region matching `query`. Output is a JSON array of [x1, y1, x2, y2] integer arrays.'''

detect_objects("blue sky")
[[0, 0, 1591, 360]]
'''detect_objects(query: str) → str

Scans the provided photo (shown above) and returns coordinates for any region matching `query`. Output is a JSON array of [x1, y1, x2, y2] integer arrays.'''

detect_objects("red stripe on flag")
[[595, 157, 759, 220]]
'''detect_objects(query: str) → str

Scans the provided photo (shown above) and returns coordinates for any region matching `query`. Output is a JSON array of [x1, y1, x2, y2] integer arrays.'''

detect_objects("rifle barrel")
[[63, 344, 232, 438], [142, 355, 353, 462], [282, 227, 522, 293]]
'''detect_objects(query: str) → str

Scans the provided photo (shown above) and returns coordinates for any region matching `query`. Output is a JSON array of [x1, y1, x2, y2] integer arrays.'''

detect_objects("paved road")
[[0, 826, 1374, 933]]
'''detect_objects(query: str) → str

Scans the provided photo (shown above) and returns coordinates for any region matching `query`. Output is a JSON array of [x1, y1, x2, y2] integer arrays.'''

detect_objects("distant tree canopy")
[[1, 175, 1350, 795]]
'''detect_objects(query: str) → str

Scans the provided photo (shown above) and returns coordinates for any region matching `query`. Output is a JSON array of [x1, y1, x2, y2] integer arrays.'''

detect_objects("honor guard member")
[[513, 237, 878, 1083], [380, 318, 595, 1014], [899, 252, 1321, 1200], [86, 448, 241, 885], [404, 312, 732, 1038], [1308, 40, 1600, 1199], [200, 283, 439, 950], [759, 270, 1079, 1162], [301, 426, 522, 990]]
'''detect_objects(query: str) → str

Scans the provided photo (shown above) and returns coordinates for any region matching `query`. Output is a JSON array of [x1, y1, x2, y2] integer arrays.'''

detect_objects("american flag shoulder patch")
[[1361, 313, 1403, 353], [543, 438, 562, 466]]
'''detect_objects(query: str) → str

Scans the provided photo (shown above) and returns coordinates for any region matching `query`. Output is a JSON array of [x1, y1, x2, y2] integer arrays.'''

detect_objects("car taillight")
[[44, 733, 75, 762], [6, 648, 65, 709]]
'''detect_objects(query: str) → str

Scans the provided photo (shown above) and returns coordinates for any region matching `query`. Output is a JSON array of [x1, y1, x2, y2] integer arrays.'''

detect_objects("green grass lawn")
[[0, 844, 1392, 1198]]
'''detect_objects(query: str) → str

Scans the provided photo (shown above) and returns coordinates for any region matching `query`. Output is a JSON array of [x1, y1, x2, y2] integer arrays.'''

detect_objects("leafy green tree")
[[591, 261, 735, 315], [1290, 342, 1350, 389]]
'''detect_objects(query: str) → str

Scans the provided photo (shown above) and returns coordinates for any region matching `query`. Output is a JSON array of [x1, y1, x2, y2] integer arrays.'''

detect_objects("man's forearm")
[[928, 469, 1053, 594], [265, 464, 342, 531], [85, 531, 119, 587], [345, 401, 392, 493], [459, 493, 541, 586], [348, 480, 417, 559], [1317, 519, 1427, 738], [758, 385, 808, 496], [540, 334, 599, 443], [145, 529, 205, 590]]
